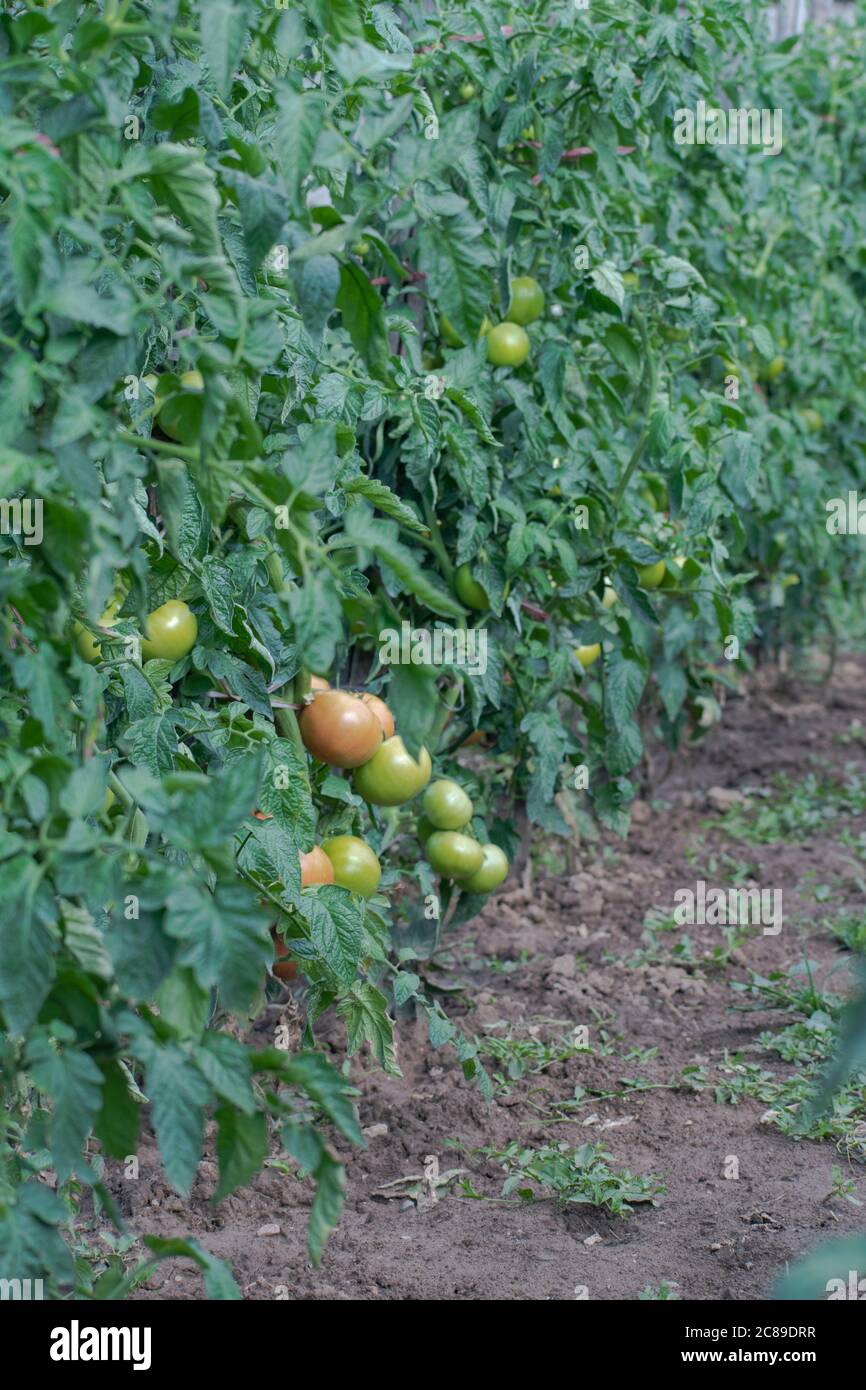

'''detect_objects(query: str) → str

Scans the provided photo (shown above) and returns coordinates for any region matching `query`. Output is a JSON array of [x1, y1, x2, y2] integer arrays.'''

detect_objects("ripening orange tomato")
[[322, 836, 382, 897], [272, 929, 297, 981], [298, 690, 383, 768], [300, 846, 335, 888], [361, 693, 395, 738]]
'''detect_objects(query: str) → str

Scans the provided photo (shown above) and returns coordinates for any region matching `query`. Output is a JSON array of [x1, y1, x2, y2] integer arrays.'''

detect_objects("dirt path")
[[126, 658, 866, 1301]]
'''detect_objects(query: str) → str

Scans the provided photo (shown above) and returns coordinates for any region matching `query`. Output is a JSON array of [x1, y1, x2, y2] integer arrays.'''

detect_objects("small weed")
[[760, 1014, 837, 1064], [463, 948, 534, 974], [700, 850, 763, 884], [473, 1141, 665, 1216], [550, 1065, 709, 1116], [618, 907, 749, 971], [622, 1045, 660, 1065], [714, 1050, 866, 1161], [828, 1164, 863, 1207], [639, 1281, 682, 1300], [837, 827, 866, 864], [824, 911, 866, 954], [477, 1022, 613, 1093], [713, 771, 866, 845], [730, 963, 843, 1018]]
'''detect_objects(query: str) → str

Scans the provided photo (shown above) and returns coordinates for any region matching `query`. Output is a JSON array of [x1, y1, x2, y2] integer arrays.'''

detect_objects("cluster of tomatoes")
[[417, 779, 509, 893], [438, 273, 545, 369], [272, 681, 509, 981]]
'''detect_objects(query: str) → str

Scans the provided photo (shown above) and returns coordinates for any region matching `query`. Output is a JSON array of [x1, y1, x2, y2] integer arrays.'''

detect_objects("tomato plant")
[[2, 0, 865, 1301]]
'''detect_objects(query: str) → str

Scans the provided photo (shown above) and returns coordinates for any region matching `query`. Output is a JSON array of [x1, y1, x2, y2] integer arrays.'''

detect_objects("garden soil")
[[121, 658, 866, 1301]]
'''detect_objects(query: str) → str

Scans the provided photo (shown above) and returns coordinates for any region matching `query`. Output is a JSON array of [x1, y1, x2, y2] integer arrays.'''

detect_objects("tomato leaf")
[[214, 1106, 269, 1202], [336, 980, 400, 1075], [335, 262, 393, 381], [303, 886, 365, 985], [164, 882, 272, 1011]]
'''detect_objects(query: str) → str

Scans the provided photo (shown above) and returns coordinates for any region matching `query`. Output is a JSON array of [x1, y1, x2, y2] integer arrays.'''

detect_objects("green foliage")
[[775, 1236, 866, 1301], [475, 1140, 666, 1216], [2, 0, 866, 1294]]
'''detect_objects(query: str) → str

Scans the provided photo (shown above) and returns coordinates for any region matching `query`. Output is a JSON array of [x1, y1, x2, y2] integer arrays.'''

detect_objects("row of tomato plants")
[[1, 0, 865, 1294]]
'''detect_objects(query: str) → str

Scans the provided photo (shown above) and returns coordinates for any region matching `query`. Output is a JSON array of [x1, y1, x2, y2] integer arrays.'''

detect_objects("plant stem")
[[108, 770, 134, 811], [612, 312, 657, 514], [117, 430, 197, 459], [421, 495, 456, 586], [274, 705, 306, 761]]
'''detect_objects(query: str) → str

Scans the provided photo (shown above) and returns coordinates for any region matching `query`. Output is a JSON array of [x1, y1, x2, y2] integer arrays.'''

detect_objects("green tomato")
[[156, 370, 204, 444], [462, 843, 509, 894], [353, 735, 432, 806], [426, 830, 484, 881], [637, 560, 666, 589], [76, 600, 120, 663], [352, 239, 371, 256], [641, 477, 668, 512], [799, 407, 823, 432], [622, 271, 640, 289], [423, 778, 474, 830], [575, 643, 601, 670], [141, 599, 198, 662], [486, 322, 530, 368], [322, 835, 381, 898], [602, 581, 618, 610], [766, 355, 785, 381], [459, 82, 476, 101], [506, 276, 545, 326], [454, 562, 490, 611], [75, 618, 109, 666]]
